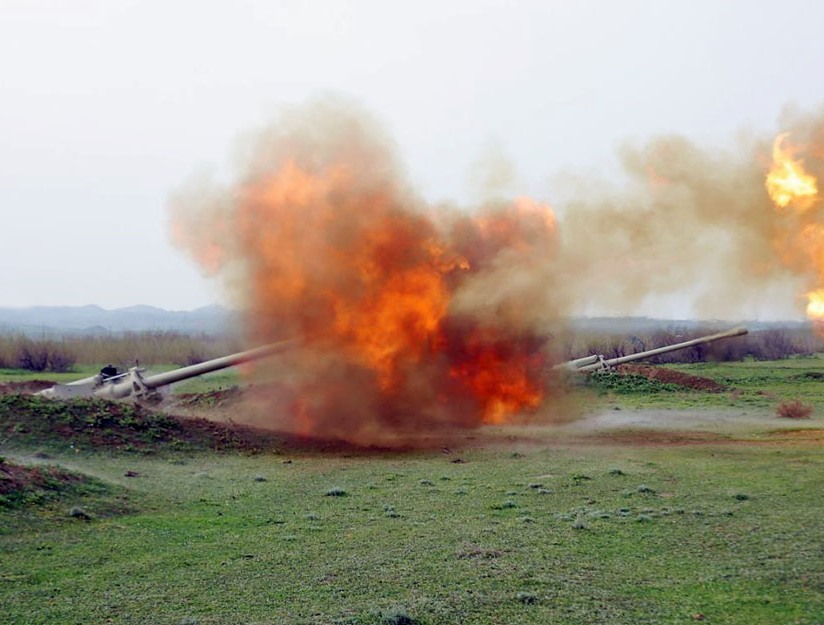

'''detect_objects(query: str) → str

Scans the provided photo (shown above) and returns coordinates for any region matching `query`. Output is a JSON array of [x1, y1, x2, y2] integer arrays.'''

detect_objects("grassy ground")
[[1, 358, 823, 624], [1, 441, 822, 624], [674, 355, 824, 407], [581, 354, 824, 413], [0, 365, 103, 384]]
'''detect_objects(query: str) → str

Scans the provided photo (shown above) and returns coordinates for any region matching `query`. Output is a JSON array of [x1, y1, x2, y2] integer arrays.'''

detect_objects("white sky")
[[2, 0, 823, 313]]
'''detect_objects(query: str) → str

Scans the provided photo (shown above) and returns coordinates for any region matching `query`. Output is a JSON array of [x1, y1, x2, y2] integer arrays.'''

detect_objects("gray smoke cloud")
[[552, 106, 824, 320]]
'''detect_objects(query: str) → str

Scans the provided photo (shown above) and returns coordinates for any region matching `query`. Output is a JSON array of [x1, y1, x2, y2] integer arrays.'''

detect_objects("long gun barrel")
[[98, 339, 299, 399], [559, 326, 748, 373], [38, 339, 298, 400]]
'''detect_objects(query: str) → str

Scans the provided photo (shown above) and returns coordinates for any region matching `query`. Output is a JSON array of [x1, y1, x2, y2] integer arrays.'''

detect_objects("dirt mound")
[[616, 365, 727, 392], [0, 458, 89, 508], [0, 393, 389, 455], [0, 380, 55, 396], [0, 393, 289, 453]]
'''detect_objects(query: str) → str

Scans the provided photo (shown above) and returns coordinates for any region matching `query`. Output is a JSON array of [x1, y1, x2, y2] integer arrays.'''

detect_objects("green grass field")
[[1, 358, 823, 624], [579, 354, 824, 412]]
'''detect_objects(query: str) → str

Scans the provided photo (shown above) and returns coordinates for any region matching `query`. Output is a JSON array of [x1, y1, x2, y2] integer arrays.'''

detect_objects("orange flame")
[[449, 332, 544, 424], [807, 290, 824, 320], [766, 132, 824, 325], [766, 133, 818, 210]]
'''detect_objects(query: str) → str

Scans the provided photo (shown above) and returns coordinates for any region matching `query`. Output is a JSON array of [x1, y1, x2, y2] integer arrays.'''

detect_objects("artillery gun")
[[36, 339, 297, 401], [555, 326, 748, 373], [34, 326, 747, 402]]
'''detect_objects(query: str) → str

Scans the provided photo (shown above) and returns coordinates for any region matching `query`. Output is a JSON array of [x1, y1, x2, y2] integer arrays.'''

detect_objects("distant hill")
[[0, 307, 808, 338], [0, 305, 236, 336]]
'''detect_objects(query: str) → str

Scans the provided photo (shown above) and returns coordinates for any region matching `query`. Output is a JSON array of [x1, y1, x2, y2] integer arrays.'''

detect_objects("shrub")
[[491, 500, 517, 510], [68, 506, 92, 521], [516, 591, 538, 604], [16, 344, 50, 371], [776, 400, 813, 419], [380, 608, 417, 625], [47, 347, 76, 372], [0, 336, 79, 372]]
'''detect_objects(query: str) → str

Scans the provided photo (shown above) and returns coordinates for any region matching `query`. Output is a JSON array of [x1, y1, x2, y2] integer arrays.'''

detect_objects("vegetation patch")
[[378, 607, 418, 625], [587, 366, 727, 395], [617, 364, 727, 392], [0, 331, 240, 370], [587, 370, 684, 394], [791, 371, 824, 381]]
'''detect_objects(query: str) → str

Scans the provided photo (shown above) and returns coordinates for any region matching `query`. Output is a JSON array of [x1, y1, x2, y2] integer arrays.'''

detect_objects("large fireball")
[[170, 101, 559, 444]]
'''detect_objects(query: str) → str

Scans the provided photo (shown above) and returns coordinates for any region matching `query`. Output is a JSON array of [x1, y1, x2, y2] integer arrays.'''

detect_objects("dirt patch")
[[452, 425, 737, 449], [0, 380, 56, 396], [763, 428, 824, 443], [582, 429, 732, 446], [616, 365, 727, 392]]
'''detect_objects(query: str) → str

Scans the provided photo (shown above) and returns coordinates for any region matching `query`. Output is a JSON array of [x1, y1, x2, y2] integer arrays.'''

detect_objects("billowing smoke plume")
[[553, 106, 824, 320], [170, 98, 824, 443], [170, 99, 563, 445]]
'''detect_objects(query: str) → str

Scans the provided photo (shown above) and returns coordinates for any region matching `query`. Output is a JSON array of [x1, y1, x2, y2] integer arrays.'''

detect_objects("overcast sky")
[[2, 0, 823, 313]]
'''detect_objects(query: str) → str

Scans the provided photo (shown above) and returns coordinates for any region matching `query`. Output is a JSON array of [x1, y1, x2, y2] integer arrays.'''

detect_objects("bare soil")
[[616, 364, 727, 392]]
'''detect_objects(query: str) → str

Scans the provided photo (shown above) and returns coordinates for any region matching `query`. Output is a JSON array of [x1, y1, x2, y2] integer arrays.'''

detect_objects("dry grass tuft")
[[776, 399, 813, 419]]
